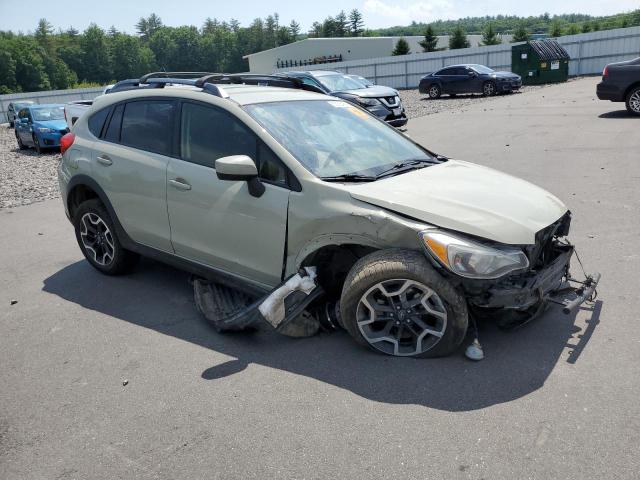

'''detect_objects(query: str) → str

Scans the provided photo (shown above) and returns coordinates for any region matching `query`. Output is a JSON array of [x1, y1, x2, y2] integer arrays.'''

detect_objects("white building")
[[244, 35, 513, 73]]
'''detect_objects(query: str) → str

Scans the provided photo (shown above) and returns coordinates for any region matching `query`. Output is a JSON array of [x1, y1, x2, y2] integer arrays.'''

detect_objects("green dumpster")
[[511, 39, 570, 85]]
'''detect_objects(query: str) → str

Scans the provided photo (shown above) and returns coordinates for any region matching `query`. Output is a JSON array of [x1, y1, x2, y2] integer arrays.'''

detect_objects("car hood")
[[492, 71, 520, 79], [34, 119, 67, 130], [344, 160, 567, 245], [337, 85, 398, 98]]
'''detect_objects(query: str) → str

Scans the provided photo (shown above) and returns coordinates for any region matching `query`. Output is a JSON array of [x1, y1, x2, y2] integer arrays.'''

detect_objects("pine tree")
[[566, 24, 579, 35], [289, 21, 301, 41], [481, 23, 501, 45], [418, 25, 438, 52], [581, 23, 591, 33], [349, 9, 365, 37], [512, 23, 530, 42], [335, 11, 348, 37], [449, 25, 470, 49], [392, 38, 410, 55]]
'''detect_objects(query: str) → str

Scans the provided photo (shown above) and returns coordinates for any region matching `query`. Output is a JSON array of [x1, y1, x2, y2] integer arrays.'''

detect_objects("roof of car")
[[281, 70, 341, 77], [97, 83, 329, 107]]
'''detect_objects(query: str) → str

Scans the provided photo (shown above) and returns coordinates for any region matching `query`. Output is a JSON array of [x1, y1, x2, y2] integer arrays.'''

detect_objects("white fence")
[[0, 87, 104, 123], [277, 26, 640, 89]]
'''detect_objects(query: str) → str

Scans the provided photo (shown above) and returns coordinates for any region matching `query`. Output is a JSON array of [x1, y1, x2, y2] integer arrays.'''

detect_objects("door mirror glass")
[[215, 155, 258, 181]]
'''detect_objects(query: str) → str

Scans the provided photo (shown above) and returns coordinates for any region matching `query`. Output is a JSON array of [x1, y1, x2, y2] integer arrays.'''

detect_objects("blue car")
[[14, 104, 69, 153]]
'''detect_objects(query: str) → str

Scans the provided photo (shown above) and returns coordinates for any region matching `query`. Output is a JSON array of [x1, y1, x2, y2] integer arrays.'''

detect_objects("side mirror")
[[468, 71, 477, 77], [20, 117, 29, 124], [215, 155, 265, 198]]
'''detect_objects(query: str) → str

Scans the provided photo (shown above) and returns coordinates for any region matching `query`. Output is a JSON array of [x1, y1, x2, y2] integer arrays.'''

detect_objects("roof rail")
[[116, 71, 323, 99], [139, 71, 218, 83], [194, 73, 325, 94]]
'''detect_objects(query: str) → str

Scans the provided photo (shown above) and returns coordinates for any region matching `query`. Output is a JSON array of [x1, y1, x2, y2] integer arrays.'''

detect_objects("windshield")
[[32, 106, 65, 121], [315, 74, 367, 92], [470, 65, 494, 74], [244, 100, 433, 178], [14, 102, 33, 110], [348, 75, 373, 87]]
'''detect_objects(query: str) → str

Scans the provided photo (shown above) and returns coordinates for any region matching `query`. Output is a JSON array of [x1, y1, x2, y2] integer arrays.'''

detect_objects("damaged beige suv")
[[58, 72, 599, 358]]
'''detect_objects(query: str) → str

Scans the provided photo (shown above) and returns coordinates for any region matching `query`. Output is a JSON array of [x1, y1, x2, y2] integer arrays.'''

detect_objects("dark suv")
[[278, 70, 408, 127], [596, 57, 640, 116]]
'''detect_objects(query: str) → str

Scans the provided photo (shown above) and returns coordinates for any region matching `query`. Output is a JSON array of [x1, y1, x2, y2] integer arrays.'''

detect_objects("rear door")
[[89, 99, 174, 252], [435, 67, 457, 93], [16, 109, 32, 143], [166, 101, 291, 287], [447, 67, 472, 93]]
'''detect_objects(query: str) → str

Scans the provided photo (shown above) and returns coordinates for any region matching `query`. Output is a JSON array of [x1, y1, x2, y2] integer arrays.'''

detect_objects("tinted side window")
[[180, 102, 256, 168], [104, 104, 124, 142], [121, 100, 174, 156], [88, 107, 110, 138], [437, 68, 455, 75]]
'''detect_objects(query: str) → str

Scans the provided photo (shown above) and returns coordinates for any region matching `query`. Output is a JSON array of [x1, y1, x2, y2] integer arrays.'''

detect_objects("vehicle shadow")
[[42, 259, 601, 412], [419, 92, 520, 101], [598, 110, 635, 119]]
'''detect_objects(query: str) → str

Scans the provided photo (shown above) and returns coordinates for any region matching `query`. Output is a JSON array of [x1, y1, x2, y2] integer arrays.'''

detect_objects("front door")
[[166, 101, 291, 288]]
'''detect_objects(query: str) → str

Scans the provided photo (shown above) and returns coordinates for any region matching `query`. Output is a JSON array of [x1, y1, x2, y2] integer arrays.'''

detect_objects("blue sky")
[[1, 0, 638, 33]]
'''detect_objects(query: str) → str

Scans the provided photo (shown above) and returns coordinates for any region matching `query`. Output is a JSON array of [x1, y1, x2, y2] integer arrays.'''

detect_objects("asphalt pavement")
[[1, 77, 639, 479]]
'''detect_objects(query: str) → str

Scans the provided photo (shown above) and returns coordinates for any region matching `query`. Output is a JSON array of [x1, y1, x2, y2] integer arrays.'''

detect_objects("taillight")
[[60, 133, 75, 155], [602, 65, 609, 77]]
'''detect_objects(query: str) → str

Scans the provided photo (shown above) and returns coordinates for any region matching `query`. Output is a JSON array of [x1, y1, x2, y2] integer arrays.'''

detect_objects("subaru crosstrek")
[[57, 72, 598, 358]]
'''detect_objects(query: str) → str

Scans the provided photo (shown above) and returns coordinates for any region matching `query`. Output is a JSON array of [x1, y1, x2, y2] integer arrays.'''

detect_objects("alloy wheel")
[[80, 212, 115, 266], [429, 85, 440, 98], [484, 82, 495, 96], [356, 278, 447, 356], [629, 90, 640, 113]]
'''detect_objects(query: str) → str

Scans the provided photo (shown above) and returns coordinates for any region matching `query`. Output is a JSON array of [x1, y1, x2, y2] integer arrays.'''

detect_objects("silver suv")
[[58, 72, 598, 358]]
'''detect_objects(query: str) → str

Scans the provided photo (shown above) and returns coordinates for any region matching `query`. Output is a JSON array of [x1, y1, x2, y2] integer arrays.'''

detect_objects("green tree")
[[565, 24, 580, 35], [289, 20, 301, 41], [392, 37, 410, 55], [335, 10, 348, 37], [0, 49, 17, 92], [481, 22, 501, 45], [512, 23, 530, 42], [79, 24, 112, 83], [419, 25, 438, 52], [349, 9, 365, 36], [449, 25, 470, 49], [549, 21, 563, 37]]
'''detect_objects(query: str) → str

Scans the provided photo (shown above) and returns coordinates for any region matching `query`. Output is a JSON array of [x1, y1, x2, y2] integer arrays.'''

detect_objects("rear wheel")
[[340, 249, 468, 358], [483, 81, 496, 96], [73, 199, 139, 275], [626, 86, 640, 116], [428, 84, 442, 99]]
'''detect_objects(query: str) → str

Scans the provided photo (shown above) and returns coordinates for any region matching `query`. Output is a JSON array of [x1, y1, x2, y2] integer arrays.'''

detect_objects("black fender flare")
[[65, 174, 135, 249]]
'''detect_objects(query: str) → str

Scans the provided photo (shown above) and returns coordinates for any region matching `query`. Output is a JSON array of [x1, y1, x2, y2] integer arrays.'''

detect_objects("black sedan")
[[596, 57, 640, 116], [419, 64, 522, 99]]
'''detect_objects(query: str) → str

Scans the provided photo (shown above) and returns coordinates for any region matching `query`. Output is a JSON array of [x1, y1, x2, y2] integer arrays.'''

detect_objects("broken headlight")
[[420, 230, 529, 279]]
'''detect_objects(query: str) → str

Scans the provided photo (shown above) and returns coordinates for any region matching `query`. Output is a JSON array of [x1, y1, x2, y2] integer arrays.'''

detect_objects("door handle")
[[96, 154, 112, 166], [169, 178, 192, 191]]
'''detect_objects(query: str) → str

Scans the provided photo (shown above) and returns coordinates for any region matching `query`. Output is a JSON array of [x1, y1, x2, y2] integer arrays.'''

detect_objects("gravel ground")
[[399, 85, 543, 119], [0, 84, 547, 209], [0, 125, 61, 209]]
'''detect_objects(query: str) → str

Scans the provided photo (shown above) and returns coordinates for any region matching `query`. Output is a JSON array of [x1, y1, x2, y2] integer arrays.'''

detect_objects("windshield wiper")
[[321, 173, 377, 182], [375, 158, 437, 179]]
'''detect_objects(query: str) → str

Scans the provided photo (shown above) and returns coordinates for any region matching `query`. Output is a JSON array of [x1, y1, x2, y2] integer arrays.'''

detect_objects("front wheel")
[[15, 132, 26, 150], [340, 249, 468, 357], [626, 87, 640, 116], [483, 81, 496, 96], [32, 134, 42, 154], [73, 199, 139, 275], [428, 84, 442, 99]]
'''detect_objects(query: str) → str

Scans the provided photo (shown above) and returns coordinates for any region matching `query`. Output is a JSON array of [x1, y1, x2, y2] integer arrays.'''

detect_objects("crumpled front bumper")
[[462, 243, 599, 316]]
